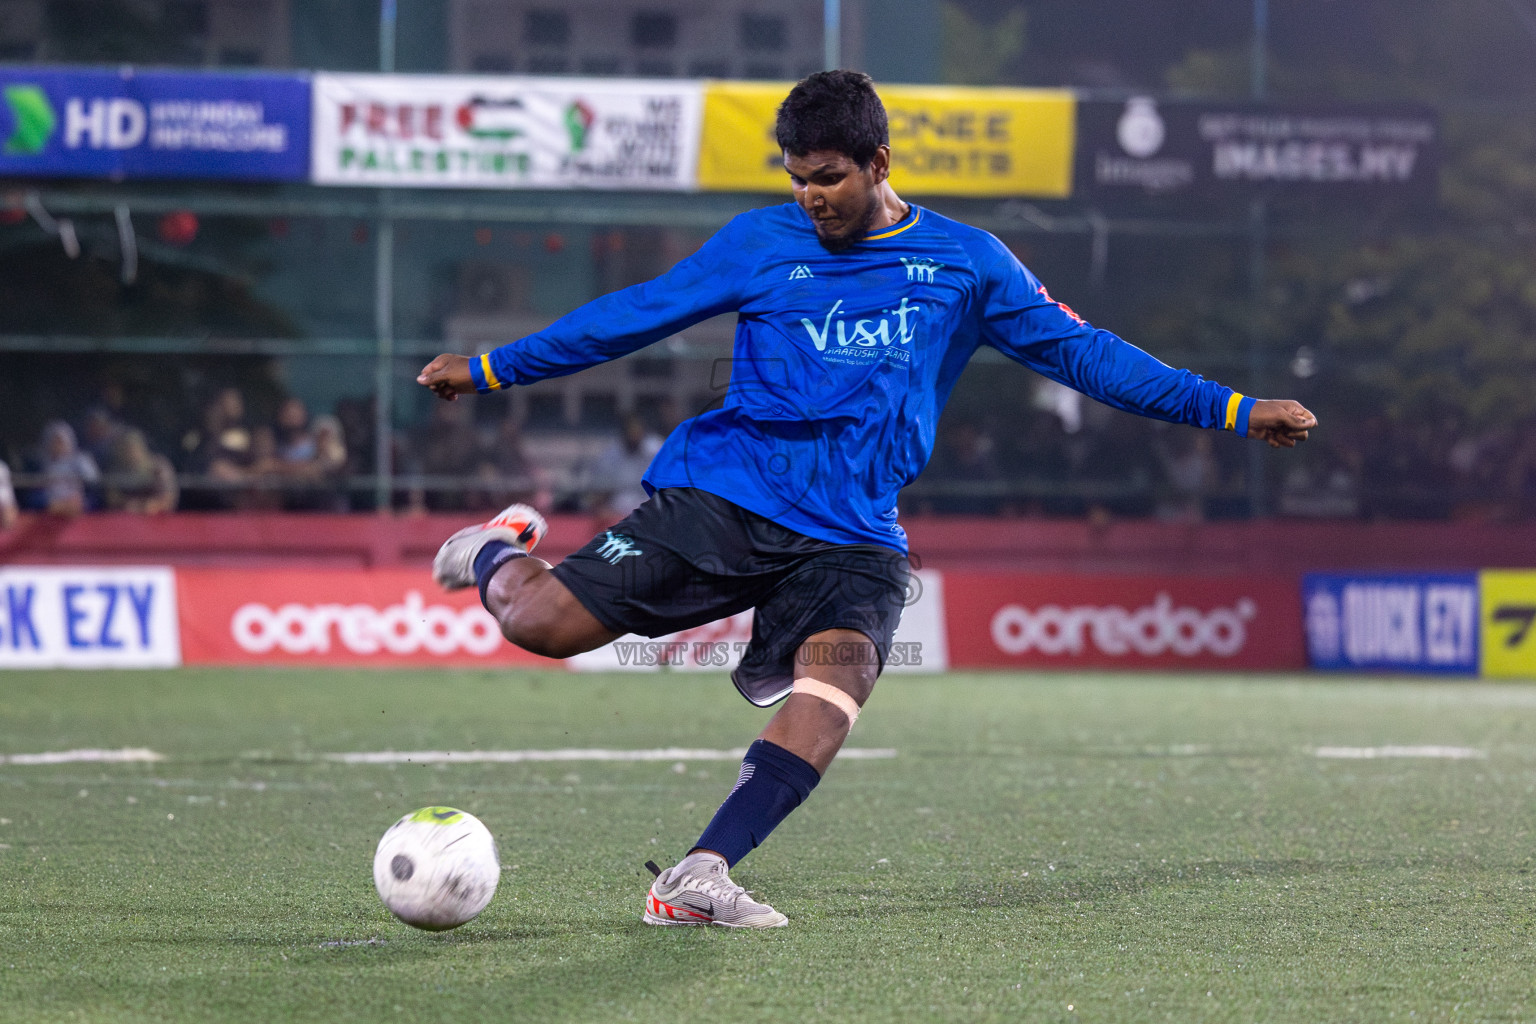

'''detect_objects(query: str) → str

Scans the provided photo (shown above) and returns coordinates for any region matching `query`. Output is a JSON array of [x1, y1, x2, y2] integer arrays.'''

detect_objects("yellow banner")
[[698, 81, 1075, 197], [1481, 570, 1536, 678]]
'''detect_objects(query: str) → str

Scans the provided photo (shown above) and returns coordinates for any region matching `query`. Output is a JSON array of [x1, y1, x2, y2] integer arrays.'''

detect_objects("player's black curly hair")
[[774, 70, 888, 168]]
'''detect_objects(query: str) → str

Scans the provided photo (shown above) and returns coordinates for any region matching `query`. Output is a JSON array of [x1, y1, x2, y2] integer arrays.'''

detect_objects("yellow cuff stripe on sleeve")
[[480, 353, 503, 391], [1224, 392, 1245, 431]]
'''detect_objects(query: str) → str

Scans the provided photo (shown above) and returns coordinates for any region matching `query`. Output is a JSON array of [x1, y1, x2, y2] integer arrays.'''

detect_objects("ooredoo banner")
[[0, 67, 310, 181], [0, 566, 180, 668], [175, 568, 559, 667], [943, 573, 1305, 669], [310, 73, 701, 189], [698, 81, 1075, 197]]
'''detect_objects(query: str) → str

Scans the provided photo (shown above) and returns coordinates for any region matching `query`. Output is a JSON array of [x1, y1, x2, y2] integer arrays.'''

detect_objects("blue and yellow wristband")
[[469, 352, 505, 393], [1223, 392, 1256, 437]]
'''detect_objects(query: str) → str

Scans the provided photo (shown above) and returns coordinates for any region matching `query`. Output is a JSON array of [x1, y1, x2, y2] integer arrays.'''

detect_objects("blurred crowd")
[[912, 397, 1536, 523], [0, 382, 669, 525], [5, 379, 1536, 525]]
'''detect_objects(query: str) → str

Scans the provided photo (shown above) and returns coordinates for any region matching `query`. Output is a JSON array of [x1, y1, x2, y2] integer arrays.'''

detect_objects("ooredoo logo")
[[990, 593, 1256, 658], [231, 591, 502, 657]]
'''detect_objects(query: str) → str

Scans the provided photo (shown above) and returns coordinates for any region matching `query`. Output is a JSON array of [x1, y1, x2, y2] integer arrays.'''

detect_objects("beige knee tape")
[[793, 677, 861, 728]]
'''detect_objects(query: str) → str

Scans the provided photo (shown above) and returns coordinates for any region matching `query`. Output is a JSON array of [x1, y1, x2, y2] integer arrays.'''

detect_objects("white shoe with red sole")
[[431, 503, 547, 591], [643, 853, 788, 928]]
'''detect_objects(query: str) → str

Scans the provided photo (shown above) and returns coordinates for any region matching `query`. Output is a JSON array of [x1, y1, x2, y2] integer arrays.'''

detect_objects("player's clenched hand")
[[416, 353, 475, 401], [1247, 399, 1317, 448]]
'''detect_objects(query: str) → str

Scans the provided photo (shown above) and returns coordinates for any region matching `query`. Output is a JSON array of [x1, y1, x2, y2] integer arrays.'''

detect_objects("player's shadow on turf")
[[410, 926, 764, 1017], [841, 857, 1357, 916]]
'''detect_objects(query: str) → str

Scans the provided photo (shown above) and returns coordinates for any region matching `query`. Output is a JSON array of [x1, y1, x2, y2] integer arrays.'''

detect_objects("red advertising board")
[[943, 573, 1305, 670], [173, 567, 1304, 672], [176, 568, 560, 667]]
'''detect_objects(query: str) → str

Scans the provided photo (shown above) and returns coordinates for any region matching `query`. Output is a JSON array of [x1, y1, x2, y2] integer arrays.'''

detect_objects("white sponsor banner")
[[311, 73, 701, 190], [569, 569, 949, 674], [0, 567, 180, 668]]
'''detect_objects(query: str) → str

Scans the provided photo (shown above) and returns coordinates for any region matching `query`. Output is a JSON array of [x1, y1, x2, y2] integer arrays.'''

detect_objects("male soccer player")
[[417, 71, 1317, 929]]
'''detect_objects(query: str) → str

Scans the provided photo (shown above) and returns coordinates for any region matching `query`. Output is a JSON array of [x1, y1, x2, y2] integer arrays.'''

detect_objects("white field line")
[[1313, 745, 1487, 760], [1, 748, 165, 765], [323, 747, 898, 764]]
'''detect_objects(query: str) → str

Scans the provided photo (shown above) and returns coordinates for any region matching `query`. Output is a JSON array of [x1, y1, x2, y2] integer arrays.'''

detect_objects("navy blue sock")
[[692, 739, 821, 866], [474, 541, 527, 609]]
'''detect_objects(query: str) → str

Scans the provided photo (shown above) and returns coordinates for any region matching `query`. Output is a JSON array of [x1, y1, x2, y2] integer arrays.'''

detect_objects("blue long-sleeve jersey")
[[471, 203, 1254, 554]]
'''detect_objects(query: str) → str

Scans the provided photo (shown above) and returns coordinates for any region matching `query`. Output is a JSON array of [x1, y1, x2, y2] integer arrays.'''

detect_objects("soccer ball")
[[373, 806, 501, 930]]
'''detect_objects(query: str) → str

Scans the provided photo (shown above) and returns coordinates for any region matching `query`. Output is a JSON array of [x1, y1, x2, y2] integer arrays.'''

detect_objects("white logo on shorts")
[[596, 531, 643, 564]]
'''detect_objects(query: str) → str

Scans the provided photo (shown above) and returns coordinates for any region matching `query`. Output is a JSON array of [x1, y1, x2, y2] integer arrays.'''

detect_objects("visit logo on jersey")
[[797, 295, 924, 366]]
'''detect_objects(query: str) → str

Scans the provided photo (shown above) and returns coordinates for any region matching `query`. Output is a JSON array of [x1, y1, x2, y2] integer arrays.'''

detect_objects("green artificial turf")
[[1, 668, 1534, 1022]]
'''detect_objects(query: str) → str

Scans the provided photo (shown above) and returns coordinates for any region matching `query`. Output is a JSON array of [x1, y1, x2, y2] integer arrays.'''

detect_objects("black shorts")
[[550, 487, 910, 707]]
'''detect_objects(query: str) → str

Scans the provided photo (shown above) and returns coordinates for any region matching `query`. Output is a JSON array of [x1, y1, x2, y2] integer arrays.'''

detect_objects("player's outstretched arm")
[[416, 354, 475, 402], [1246, 399, 1317, 448]]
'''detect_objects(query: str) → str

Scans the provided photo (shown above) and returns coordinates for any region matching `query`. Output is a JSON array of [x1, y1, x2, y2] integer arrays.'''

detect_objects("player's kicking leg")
[[432, 503, 620, 658], [645, 627, 877, 929], [435, 496, 901, 930]]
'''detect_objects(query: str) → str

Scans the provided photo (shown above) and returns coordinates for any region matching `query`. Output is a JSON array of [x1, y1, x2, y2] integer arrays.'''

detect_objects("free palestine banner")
[[310, 73, 701, 190]]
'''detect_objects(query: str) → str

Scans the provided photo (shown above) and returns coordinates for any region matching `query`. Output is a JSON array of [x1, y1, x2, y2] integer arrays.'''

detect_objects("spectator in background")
[[406, 398, 482, 512], [653, 395, 685, 437], [586, 412, 662, 524], [181, 387, 254, 510], [310, 415, 349, 480], [0, 458, 17, 529], [35, 420, 99, 516], [281, 414, 350, 511], [237, 425, 284, 511], [998, 409, 1075, 517], [1074, 414, 1155, 521], [335, 396, 375, 469], [79, 382, 131, 465], [1277, 447, 1360, 519], [274, 397, 317, 470], [104, 429, 178, 514], [1505, 419, 1536, 519], [334, 395, 378, 510], [80, 405, 128, 468], [1154, 429, 1221, 523], [472, 413, 551, 513], [921, 420, 1004, 515]]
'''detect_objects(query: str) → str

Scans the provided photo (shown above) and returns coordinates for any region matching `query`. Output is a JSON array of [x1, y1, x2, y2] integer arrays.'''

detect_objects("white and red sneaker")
[[431, 503, 547, 591], [643, 852, 788, 929]]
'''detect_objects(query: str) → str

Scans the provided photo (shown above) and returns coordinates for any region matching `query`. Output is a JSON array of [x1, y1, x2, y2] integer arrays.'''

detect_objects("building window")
[[162, 0, 208, 36], [688, 59, 729, 78], [744, 62, 782, 80], [739, 13, 786, 52], [630, 11, 676, 48], [472, 52, 514, 73], [218, 46, 261, 66], [579, 392, 619, 430], [526, 393, 566, 429], [581, 55, 622, 75], [524, 9, 569, 47], [635, 58, 675, 77], [526, 55, 569, 74]]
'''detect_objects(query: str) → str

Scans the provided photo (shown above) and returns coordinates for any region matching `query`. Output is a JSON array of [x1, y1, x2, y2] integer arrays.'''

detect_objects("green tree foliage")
[[1161, 7, 1536, 437], [1286, 128, 1536, 430], [940, 4, 1027, 87]]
